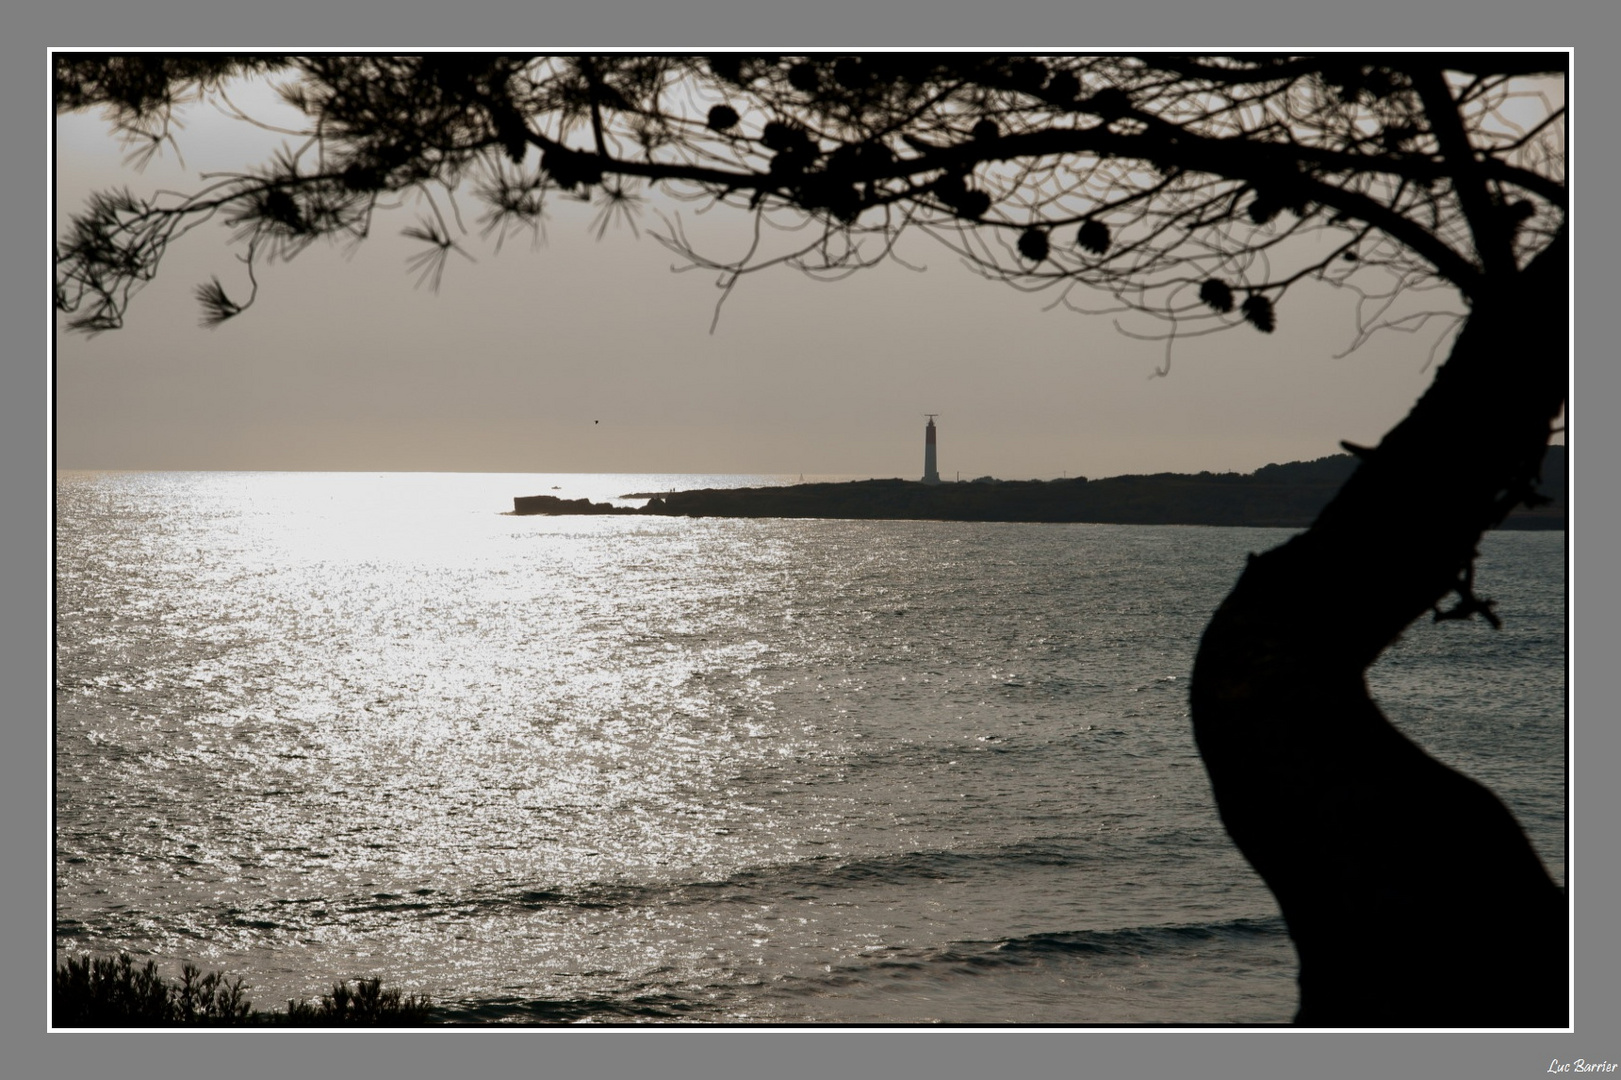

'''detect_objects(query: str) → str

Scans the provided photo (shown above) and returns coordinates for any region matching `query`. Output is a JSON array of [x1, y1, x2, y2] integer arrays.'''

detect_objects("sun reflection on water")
[[54, 472, 1562, 1020]]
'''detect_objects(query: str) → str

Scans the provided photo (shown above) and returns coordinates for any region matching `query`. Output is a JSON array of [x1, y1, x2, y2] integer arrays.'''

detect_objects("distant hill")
[[513, 445, 1566, 529], [1252, 445, 1563, 492], [1241, 446, 1564, 529]]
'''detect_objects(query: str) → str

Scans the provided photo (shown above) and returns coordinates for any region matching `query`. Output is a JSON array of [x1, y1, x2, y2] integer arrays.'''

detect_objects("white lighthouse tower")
[[922, 414, 942, 485]]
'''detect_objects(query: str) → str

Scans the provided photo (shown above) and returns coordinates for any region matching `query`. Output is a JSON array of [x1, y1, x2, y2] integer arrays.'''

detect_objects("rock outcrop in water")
[[511, 494, 639, 515]]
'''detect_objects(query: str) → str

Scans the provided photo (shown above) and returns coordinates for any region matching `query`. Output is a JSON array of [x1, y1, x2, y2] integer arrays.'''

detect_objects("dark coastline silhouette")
[[513, 447, 1565, 530]]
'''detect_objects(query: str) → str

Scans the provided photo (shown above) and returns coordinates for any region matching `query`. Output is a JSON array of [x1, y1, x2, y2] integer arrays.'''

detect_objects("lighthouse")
[[922, 414, 942, 485]]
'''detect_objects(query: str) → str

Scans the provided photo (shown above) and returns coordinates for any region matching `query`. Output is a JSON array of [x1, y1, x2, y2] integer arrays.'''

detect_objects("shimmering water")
[[53, 471, 1566, 1024]]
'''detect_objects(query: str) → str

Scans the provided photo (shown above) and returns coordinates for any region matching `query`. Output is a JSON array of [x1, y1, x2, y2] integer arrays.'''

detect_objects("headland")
[[512, 447, 1566, 530]]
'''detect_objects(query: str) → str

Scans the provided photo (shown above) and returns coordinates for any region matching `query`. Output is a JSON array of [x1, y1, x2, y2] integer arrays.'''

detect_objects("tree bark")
[[1190, 229, 1568, 1026]]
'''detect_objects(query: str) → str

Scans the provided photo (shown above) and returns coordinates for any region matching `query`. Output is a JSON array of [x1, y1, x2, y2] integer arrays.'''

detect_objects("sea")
[[52, 471, 1568, 1025]]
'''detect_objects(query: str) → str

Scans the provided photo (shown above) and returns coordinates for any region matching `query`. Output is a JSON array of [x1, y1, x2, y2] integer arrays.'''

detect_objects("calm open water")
[[52, 471, 1567, 1024]]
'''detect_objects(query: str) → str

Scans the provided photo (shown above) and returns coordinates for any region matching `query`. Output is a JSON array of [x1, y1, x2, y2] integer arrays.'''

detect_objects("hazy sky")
[[54, 64, 1514, 480]]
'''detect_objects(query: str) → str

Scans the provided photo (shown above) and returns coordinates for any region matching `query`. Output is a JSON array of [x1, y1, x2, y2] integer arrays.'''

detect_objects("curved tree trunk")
[[1190, 229, 1568, 1026]]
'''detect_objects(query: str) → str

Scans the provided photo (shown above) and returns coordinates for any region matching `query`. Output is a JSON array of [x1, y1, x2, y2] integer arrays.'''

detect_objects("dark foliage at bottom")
[[54, 953, 434, 1026]]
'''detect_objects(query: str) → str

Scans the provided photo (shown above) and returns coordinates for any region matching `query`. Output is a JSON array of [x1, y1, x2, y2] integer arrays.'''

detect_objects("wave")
[[943, 915, 1288, 966], [790, 915, 1288, 987], [742, 915, 1296, 1024], [526, 842, 1105, 910], [55, 841, 1113, 946], [434, 993, 707, 1025], [426, 915, 1293, 1024], [346, 843, 1107, 922]]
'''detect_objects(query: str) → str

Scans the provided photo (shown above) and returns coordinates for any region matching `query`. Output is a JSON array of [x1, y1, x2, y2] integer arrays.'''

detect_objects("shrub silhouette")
[[279, 977, 434, 1026], [54, 953, 432, 1027]]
